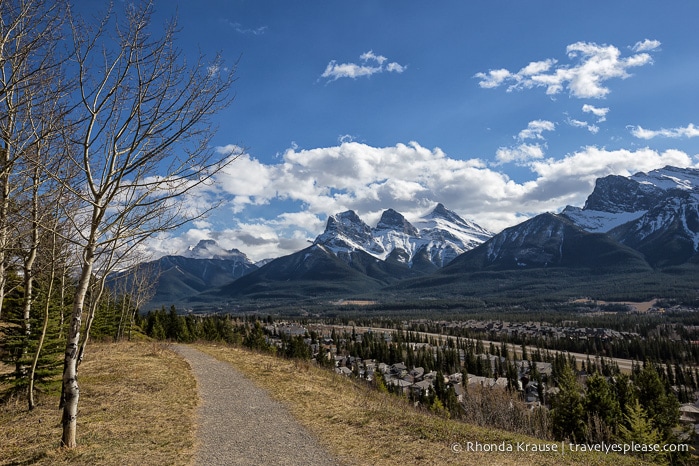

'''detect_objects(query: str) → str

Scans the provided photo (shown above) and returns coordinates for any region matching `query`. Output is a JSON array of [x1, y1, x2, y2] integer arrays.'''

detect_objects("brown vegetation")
[[0, 342, 196, 465], [195, 343, 651, 466], [0, 340, 662, 465]]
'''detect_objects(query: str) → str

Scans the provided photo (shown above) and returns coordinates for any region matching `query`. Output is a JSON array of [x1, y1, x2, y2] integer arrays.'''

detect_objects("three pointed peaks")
[[320, 204, 483, 237]]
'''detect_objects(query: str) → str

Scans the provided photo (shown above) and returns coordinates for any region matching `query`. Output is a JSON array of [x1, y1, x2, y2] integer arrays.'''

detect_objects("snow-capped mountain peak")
[[314, 204, 493, 268], [183, 239, 252, 261], [631, 165, 699, 193], [415, 203, 492, 243], [562, 166, 699, 233], [375, 209, 419, 236], [314, 210, 385, 257], [562, 165, 699, 266]]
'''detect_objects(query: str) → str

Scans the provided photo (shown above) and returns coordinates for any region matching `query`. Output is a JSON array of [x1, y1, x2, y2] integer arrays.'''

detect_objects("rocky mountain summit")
[[314, 204, 492, 269], [563, 166, 699, 266]]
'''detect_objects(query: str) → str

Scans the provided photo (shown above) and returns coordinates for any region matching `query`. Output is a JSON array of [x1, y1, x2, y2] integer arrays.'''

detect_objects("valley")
[[110, 165, 699, 464]]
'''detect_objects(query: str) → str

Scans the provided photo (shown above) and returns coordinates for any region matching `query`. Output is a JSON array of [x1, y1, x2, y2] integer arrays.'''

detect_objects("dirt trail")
[[174, 345, 340, 466]]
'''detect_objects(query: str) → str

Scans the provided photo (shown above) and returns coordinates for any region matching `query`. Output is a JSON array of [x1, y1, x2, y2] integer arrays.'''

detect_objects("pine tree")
[[613, 373, 636, 417], [551, 363, 585, 441], [635, 363, 680, 438], [618, 399, 667, 463], [374, 370, 388, 394], [1, 273, 65, 404], [585, 372, 621, 434]]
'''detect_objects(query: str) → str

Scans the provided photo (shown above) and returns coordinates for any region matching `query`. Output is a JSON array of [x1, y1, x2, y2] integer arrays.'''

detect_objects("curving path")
[[174, 345, 340, 466]]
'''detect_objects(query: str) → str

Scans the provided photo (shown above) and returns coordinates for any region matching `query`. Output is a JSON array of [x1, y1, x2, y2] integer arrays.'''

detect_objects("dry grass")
[[0, 341, 197, 466], [196, 343, 654, 466]]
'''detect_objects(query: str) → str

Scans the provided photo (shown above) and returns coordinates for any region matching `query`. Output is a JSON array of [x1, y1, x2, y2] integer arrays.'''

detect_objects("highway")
[[312, 323, 642, 374]]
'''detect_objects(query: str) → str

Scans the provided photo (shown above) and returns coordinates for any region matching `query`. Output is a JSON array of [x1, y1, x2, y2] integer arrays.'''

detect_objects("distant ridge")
[[114, 167, 699, 308], [443, 212, 650, 273]]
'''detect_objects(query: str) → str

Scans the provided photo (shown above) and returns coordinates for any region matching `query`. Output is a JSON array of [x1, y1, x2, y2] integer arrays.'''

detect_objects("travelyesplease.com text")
[[450, 441, 689, 455]]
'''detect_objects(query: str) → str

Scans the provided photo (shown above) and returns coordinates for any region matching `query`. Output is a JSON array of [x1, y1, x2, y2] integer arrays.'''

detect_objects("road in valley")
[[312, 324, 641, 374]]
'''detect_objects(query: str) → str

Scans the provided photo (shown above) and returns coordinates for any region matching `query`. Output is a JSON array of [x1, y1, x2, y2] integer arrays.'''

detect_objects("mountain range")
[[116, 166, 699, 310], [201, 204, 492, 302], [314, 203, 492, 270], [108, 241, 258, 307]]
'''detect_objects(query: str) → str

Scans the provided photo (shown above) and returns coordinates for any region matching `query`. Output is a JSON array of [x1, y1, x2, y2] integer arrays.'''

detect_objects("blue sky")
[[125, 0, 699, 261]]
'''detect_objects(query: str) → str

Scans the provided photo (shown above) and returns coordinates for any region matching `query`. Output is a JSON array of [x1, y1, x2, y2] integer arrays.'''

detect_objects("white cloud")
[[360, 50, 387, 65], [632, 39, 661, 52], [321, 50, 406, 82], [475, 40, 659, 98], [496, 144, 546, 164], [214, 151, 277, 212], [386, 62, 406, 73], [494, 121, 554, 166], [582, 104, 609, 122], [144, 141, 697, 262], [520, 59, 557, 76], [475, 68, 512, 89], [517, 120, 555, 140], [567, 118, 599, 134], [321, 61, 382, 81], [630, 123, 699, 139], [193, 220, 212, 229]]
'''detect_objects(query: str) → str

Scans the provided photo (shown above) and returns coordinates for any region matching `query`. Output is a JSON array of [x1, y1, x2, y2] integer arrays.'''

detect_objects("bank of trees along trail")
[[0, 0, 238, 448]]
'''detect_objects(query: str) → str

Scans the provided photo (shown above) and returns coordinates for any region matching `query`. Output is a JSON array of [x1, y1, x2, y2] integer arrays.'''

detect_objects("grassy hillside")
[[195, 343, 654, 466], [0, 340, 667, 465], [0, 342, 197, 466]]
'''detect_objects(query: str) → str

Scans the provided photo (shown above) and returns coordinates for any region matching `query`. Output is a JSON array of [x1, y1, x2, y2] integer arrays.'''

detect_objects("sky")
[[102, 1, 699, 262]]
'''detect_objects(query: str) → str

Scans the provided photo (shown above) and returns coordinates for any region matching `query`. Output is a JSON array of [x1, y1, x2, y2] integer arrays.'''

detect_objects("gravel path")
[[174, 345, 340, 466]]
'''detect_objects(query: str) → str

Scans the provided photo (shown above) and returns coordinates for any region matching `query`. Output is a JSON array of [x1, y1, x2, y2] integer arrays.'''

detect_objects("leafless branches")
[[57, 1, 238, 448]]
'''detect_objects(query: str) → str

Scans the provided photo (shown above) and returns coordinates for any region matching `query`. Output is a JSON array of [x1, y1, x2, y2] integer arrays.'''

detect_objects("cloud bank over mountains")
[[146, 141, 696, 262]]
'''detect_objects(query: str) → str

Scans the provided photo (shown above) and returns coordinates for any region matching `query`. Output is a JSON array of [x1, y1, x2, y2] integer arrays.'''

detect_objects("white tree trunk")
[[60, 248, 94, 448], [0, 147, 9, 320]]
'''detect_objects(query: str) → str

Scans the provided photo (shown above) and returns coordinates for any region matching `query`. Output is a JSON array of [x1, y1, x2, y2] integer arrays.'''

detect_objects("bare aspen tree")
[[14, 69, 65, 398], [57, 1, 237, 448], [25, 117, 75, 410], [126, 264, 156, 340], [76, 213, 147, 369], [0, 0, 65, 320], [26, 166, 72, 410], [16, 152, 38, 381]]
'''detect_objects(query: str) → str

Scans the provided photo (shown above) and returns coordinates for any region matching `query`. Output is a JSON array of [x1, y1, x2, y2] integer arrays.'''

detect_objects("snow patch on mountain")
[[631, 166, 699, 193], [561, 207, 646, 233]]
